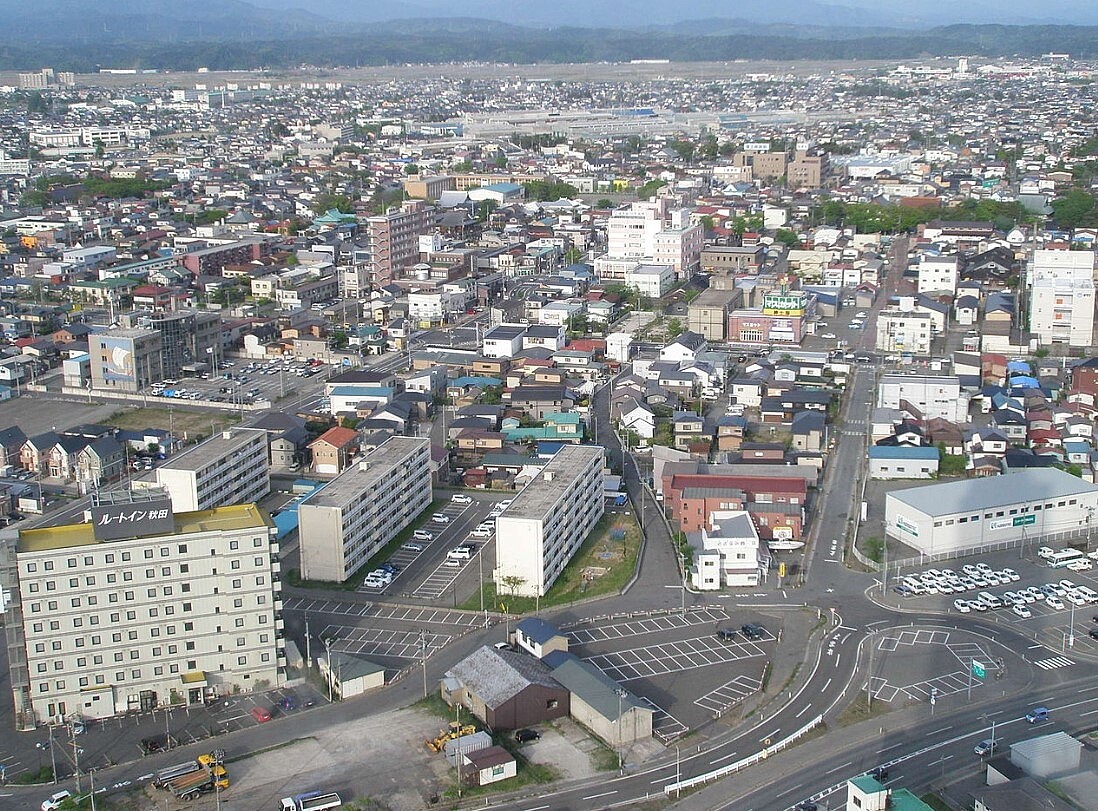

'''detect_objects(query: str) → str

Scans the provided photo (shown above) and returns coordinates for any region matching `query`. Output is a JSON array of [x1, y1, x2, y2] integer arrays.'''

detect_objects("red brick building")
[[667, 474, 806, 538]]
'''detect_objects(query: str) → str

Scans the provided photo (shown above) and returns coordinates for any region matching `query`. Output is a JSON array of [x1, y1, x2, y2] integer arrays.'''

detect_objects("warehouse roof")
[[888, 467, 1098, 517]]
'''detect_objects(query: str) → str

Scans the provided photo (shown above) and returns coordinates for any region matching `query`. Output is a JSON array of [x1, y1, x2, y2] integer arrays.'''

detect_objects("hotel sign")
[[90, 496, 175, 541]]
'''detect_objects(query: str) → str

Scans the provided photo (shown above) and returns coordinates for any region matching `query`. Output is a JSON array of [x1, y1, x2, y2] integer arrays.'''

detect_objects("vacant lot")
[[104, 407, 241, 442]]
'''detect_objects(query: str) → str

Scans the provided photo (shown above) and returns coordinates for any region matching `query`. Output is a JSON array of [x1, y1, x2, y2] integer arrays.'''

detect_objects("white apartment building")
[[689, 510, 762, 590], [877, 374, 969, 423], [876, 308, 933, 355], [1028, 249, 1097, 348], [625, 263, 675, 298], [7, 491, 282, 725], [916, 255, 959, 294], [297, 437, 431, 582], [601, 200, 702, 282], [142, 428, 270, 512], [494, 445, 604, 598]]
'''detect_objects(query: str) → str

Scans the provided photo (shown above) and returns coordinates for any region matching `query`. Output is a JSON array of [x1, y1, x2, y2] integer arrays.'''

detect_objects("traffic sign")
[[1013, 514, 1036, 527], [972, 660, 986, 679]]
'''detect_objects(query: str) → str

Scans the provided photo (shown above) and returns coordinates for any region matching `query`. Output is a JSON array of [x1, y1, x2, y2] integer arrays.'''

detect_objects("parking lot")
[[565, 607, 779, 733], [885, 544, 1098, 662], [143, 358, 334, 408], [355, 494, 505, 601]]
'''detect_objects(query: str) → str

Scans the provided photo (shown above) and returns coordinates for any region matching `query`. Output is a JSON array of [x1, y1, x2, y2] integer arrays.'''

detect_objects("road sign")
[[1013, 514, 1036, 527], [972, 660, 986, 679]]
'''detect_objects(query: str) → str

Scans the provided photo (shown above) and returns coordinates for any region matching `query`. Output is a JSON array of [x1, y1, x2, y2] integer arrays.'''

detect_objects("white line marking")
[[826, 761, 853, 775], [582, 791, 618, 801]]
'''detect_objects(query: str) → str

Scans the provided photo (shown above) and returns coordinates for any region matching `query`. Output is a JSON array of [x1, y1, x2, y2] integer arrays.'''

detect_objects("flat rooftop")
[[299, 436, 428, 510], [889, 467, 1098, 518], [502, 445, 603, 522], [18, 503, 272, 553], [157, 427, 266, 473]]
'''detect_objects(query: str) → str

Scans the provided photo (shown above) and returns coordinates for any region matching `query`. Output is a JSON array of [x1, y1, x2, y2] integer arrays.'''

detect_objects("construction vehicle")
[[425, 721, 477, 753], [279, 790, 343, 810], [159, 750, 228, 799]]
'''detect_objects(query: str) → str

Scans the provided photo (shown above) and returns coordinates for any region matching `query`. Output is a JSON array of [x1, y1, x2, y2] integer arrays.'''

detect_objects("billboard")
[[100, 336, 137, 385], [90, 496, 174, 541]]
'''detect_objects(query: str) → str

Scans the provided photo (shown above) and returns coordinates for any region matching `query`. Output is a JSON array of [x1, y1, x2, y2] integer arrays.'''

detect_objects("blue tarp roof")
[[273, 481, 327, 539]]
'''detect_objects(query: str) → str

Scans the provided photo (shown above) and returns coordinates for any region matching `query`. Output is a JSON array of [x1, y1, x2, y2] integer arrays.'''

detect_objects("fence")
[[663, 714, 823, 794], [884, 526, 1092, 574]]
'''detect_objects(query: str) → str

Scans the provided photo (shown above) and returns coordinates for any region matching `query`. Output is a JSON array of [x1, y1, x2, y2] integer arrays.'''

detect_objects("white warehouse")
[[494, 444, 604, 598], [884, 468, 1098, 556], [877, 374, 969, 423]]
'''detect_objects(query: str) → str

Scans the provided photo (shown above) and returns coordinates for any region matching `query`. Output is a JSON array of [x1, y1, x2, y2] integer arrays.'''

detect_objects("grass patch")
[[459, 510, 641, 613], [836, 693, 895, 727], [918, 793, 955, 811], [589, 740, 621, 772], [412, 693, 461, 721], [11, 765, 54, 784], [103, 407, 240, 441], [287, 497, 446, 591]]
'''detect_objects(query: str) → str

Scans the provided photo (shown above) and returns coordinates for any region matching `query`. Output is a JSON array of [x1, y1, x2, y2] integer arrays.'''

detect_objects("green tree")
[[669, 140, 695, 162], [93, 138, 105, 160], [667, 318, 684, 338], [1051, 189, 1098, 229], [637, 180, 667, 200], [596, 198, 614, 208], [404, 163, 420, 175], [311, 194, 354, 215], [523, 180, 579, 202], [773, 228, 800, 247], [495, 153, 508, 169]]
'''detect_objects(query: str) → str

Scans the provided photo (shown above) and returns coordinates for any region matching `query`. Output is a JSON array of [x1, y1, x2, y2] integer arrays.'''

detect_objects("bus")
[[1047, 548, 1085, 569]]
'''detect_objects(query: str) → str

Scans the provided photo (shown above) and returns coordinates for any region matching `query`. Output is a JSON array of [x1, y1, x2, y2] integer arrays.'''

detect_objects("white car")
[[1065, 591, 1087, 607], [412, 529, 434, 541], [498, 500, 513, 509], [450, 494, 472, 505], [1046, 596, 1066, 610], [470, 526, 492, 539], [962, 564, 980, 577], [42, 791, 72, 811], [953, 598, 971, 613], [820, 332, 837, 339], [1001, 568, 1020, 582], [1012, 603, 1032, 618], [431, 513, 450, 524], [1067, 559, 1093, 572]]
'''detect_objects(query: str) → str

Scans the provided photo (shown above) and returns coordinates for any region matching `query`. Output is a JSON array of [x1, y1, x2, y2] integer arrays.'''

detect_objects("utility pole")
[[420, 630, 428, 698], [304, 609, 312, 668]]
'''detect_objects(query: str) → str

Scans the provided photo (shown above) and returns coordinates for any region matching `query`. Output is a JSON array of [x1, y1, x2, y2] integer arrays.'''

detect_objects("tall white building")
[[142, 428, 270, 512], [876, 307, 934, 355], [1028, 249, 1097, 348], [916, 255, 959, 294], [297, 437, 431, 582], [494, 445, 604, 598], [602, 199, 702, 281], [7, 490, 282, 725], [689, 510, 762, 590], [877, 374, 969, 423]]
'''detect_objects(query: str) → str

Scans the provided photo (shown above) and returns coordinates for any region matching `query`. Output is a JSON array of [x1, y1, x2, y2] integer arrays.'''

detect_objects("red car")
[[250, 706, 272, 723]]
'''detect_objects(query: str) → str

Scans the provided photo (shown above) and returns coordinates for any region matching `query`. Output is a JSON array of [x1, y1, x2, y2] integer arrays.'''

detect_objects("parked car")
[[431, 513, 450, 524], [450, 494, 472, 505], [412, 529, 434, 542], [250, 706, 272, 723], [716, 628, 738, 641], [515, 728, 541, 743], [953, 599, 971, 613], [1012, 603, 1032, 619], [740, 623, 765, 640], [278, 694, 298, 711]]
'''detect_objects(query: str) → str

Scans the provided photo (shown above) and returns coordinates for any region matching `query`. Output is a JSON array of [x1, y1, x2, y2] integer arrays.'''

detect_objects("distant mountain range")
[[2, 0, 1097, 70]]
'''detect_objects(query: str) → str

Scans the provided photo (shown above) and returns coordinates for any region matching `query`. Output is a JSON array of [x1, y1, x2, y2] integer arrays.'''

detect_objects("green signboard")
[[1013, 514, 1036, 527], [972, 660, 986, 679]]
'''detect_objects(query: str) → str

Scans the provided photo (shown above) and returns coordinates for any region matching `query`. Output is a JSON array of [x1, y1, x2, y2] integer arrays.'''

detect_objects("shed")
[[1009, 731, 1082, 778], [442, 646, 570, 731], [545, 652, 653, 747], [319, 652, 386, 699], [513, 618, 570, 659], [462, 745, 517, 786], [443, 731, 493, 765]]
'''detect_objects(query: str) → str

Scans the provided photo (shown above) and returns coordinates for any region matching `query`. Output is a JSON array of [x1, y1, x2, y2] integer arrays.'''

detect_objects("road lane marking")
[[709, 751, 738, 765], [795, 704, 813, 718], [582, 791, 617, 800], [822, 678, 832, 691], [928, 726, 952, 736], [760, 728, 781, 743], [826, 761, 853, 775], [1081, 708, 1098, 716]]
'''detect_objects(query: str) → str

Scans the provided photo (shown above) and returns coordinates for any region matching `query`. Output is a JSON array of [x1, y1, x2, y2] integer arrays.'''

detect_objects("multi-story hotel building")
[[141, 428, 270, 512], [297, 437, 432, 582], [494, 445, 604, 598], [5, 490, 282, 726]]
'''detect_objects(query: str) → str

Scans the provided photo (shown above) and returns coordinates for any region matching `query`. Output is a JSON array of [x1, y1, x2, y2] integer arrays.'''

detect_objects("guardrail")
[[663, 714, 824, 794]]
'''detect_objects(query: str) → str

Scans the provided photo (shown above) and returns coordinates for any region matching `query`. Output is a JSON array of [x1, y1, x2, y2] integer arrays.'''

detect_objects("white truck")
[[280, 790, 342, 811]]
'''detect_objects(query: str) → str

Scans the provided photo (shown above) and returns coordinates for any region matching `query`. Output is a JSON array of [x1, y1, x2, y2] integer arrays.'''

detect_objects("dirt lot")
[[104, 407, 241, 443]]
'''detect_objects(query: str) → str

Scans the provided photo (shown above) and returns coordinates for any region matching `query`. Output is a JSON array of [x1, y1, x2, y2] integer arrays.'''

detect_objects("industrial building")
[[494, 444, 604, 597], [5, 490, 282, 726], [297, 436, 431, 582], [140, 428, 270, 512], [884, 468, 1098, 556]]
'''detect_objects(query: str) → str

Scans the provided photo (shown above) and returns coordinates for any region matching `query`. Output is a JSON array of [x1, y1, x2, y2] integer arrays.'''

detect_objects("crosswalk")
[[1034, 655, 1074, 670]]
